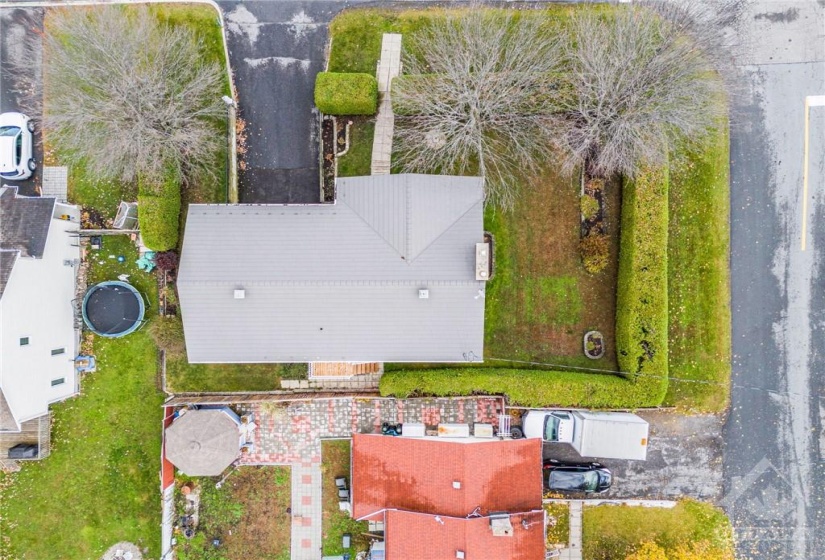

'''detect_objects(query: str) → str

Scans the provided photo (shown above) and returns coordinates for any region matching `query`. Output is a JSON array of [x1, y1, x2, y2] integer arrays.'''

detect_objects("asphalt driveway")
[[219, 1, 344, 204], [540, 411, 724, 501], [0, 7, 43, 196]]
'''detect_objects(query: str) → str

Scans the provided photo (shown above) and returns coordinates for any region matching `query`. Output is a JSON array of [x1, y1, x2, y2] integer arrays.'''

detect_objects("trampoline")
[[82, 281, 145, 338]]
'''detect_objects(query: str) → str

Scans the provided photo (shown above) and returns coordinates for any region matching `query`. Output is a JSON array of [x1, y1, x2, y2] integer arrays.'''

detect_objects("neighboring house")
[[351, 433, 546, 560], [0, 186, 81, 457], [177, 174, 489, 363]]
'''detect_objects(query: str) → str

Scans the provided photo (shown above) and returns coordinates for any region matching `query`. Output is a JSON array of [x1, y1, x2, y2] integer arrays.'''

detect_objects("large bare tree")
[[555, 4, 730, 178], [42, 7, 226, 184], [392, 10, 562, 209]]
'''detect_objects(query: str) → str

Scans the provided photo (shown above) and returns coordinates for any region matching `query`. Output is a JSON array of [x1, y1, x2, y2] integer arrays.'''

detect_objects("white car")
[[0, 112, 35, 181]]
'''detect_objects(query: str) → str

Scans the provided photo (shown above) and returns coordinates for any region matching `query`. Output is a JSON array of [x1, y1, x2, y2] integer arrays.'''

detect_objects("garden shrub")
[[380, 366, 667, 408], [154, 251, 179, 272], [616, 164, 669, 385], [580, 232, 609, 274], [580, 194, 600, 220], [314, 72, 378, 115], [149, 316, 186, 357], [138, 171, 181, 251]]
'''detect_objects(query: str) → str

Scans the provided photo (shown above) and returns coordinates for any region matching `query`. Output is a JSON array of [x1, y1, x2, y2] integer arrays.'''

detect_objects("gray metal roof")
[[178, 174, 486, 363], [0, 186, 56, 298]]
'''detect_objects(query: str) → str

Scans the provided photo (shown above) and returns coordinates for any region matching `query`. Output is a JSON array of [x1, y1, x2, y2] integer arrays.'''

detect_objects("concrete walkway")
[[558, 500, 583, 560], [371, 33, 401, 175], [239, 396, 504, 560]]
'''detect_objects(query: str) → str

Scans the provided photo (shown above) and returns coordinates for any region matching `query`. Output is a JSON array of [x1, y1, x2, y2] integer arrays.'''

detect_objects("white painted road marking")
[[801, 95, 825, 251]]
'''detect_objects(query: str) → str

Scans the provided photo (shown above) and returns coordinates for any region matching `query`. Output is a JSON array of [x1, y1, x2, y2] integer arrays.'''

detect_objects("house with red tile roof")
[[351, 433, 546, 560]]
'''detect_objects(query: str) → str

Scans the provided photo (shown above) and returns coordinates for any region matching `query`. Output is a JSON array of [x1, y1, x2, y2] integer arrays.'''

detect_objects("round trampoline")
[[82, 281, 145, 338]]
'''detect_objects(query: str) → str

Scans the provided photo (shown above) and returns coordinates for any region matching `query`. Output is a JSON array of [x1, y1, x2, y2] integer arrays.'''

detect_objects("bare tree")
[[555, 4, 730, 178], [392, 10, 563, 209], [42, 7, 226, 184]]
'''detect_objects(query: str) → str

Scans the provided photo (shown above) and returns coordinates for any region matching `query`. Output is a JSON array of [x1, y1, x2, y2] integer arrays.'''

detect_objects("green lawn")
[[666, 125, 731, 412], [545, 502, 570, 548], [321, 440, 369, 556], [337, 117, 375, 177], [583, 500, 734, 560], [175, 468, 291, 560], [0, 236, 163, 559], [166, 360, 307, 393]]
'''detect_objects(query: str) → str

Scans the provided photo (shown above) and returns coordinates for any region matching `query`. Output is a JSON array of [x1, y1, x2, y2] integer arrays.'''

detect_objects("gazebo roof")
[[165, 409, 240, 476]]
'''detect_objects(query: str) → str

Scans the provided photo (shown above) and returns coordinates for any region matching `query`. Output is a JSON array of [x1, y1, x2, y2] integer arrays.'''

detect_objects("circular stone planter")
[[583, 330, 605, 359]]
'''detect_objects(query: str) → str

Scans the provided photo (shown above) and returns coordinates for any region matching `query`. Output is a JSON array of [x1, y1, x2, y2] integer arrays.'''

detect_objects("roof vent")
[[476, 243, 491, 281], [452, 480, 461, 489], [489, 513, 514, 537], [456, 551, 465, 559], [234, 289, 246, 299], [418, 289, 429, 299]]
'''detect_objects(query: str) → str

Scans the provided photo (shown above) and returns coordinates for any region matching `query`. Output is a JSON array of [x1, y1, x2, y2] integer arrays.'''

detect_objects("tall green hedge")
[[138, 172, 181, 251], [314, 72, 378, 115], [616, 165, 669, 387], [380, 366, 668, 408]]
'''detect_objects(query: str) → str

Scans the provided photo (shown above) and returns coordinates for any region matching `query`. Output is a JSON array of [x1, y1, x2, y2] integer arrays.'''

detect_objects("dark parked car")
[[543, 459, 612, 494]]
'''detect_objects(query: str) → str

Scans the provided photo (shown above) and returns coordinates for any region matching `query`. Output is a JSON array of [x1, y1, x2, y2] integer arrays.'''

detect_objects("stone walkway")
[[238, 396, 504, 560], [559, 500, 583, 560], [371, 33, 402, 175]]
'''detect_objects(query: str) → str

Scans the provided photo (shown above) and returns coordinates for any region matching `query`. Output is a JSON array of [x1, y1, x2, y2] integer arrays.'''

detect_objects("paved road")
[[723, 1, 825, 558], [219, 1, 344, 203], [0, 7, 42, 196]]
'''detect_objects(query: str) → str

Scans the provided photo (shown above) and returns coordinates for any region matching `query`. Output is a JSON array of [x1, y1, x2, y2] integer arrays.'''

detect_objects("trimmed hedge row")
[[138, 172, 180, 251], [616, 165, 669, 386], [314, 72, 378, 115], [379, 366, 667, 409]]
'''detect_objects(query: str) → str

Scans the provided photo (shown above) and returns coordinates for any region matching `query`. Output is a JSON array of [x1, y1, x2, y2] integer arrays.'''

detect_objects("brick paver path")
[[238, 396, 504, 560]]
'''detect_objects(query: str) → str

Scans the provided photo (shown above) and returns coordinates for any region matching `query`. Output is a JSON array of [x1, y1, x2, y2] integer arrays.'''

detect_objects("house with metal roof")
[[177, 174, 490, 363], [350, 434, 546, 560], [0, 186, 81, 459]]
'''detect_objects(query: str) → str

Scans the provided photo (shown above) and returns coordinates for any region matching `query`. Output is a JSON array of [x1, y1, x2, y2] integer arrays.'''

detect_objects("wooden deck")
[[309, 362, 381, 378], [0, 413, 51, 461]]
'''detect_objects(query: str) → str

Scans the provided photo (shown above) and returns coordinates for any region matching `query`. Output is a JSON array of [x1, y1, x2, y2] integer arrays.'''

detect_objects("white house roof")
[[177, 174, 487, 363]]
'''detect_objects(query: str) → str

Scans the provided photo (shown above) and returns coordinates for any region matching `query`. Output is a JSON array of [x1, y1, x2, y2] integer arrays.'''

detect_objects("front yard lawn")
[[321, 440, 370, 556], [176, 467, 291, 560], [583, 500, 734, 560], [666, 125, 731, 412], [166, 360, 307, 393], [56, 4, 230, 219], [0, 236, 163, 559], [545, 502, 570, 548], [337, 117, 375, 178]]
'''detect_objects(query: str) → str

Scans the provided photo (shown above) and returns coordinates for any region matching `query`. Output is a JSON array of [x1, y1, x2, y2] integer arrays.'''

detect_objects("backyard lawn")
[[166, 360, 307, 393], [175, 467, 291, 560], [0, 236, 163, 559], [583, 500, 734, 560], [321, 440, 370, 556]]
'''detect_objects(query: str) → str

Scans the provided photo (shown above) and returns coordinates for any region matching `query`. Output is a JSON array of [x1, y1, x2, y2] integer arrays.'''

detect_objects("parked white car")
[[0, 112, 35, 181]]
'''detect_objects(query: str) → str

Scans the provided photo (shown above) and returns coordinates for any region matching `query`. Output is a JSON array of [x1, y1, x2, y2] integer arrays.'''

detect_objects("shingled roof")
[[0, 186, 55, 298], [177, 174, 486, 363], [384, 510, 546, 560], [351, 434, 543, 520]]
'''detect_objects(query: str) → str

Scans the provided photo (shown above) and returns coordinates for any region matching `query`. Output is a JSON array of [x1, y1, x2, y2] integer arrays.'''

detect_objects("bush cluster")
[[138, 171, 180, 251], [314, 72, 378, 115], [580, 232, 609, 274], [580, 194, 600, 220], [615, 165, 669, 385], [149, 315, 186, 357]]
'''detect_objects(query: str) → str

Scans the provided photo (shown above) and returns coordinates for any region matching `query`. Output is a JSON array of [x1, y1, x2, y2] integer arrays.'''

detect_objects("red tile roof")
[[351, 434, 543, 520], [385, 510, 546, 560]]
